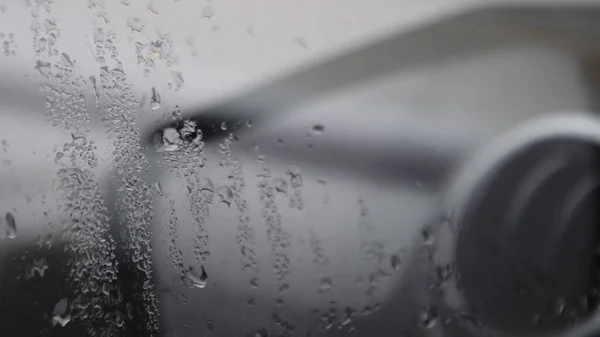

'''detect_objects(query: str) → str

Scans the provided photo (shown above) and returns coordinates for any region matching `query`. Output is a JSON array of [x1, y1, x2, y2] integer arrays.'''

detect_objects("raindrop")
[[150, 87, 161, 110], [161, 128, 182, 152], [312, 124, 324, 133], [34, 60, 51, 75], [294, 36, 308, 49], [201, 5, 215, 18], [154, 181, 164, 196], [199, 177, 214, 192], [127, 16, 146, 32], [221, 122, 227, 131], [390, 254, 401, 271], [147, 0, 159, 14], [421, 226, 435, 246], [554, 297, 566, 316], [217, 185, 233, 207], [274, 178, 288, 195], [60, 53, 74, 68], [93, 27, 105, 43], [186, 266, 208, 289], [418, 306, 437, 329], [171, 71, 184, 91], [31, 258, 48, 277], [319, 277, 332, 295], [71, 131, 87, 143], [52, 298, 71, 327], [5, 212, 16, 239], [246, 119, 253, 128], [360, 305, 374, 316], [250, 278, 259, 288]]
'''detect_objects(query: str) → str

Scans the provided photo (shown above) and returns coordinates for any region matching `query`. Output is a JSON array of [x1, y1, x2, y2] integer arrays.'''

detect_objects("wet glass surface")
[[1, 1, 600, 337]]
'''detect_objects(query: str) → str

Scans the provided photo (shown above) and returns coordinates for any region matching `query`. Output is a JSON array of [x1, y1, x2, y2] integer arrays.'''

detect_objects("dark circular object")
[[445, 115, 600, 336]]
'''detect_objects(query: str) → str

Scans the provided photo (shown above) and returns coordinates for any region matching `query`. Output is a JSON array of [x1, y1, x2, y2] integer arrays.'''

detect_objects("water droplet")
[[150, 87, 161, 110], [250, 278, 259, 288], [199, 178, 214, 192], [221, 122, 227, 131], [294, 36, 308, 49], [418, 306, 437, 329], [154, 182, 164, 196], [201, 5, 215, 18], [274, 178, 288, 195], [60, 53, 74, 68], [52, 298, 71, 327], [319, 277, 332, 295], [93, 27, 105, 43], [217, 186, 233, 207], [161, 128, 181, 152], [421, 226, 435, 246], [246, 119, 253, 128], [4, 212, 16, 239], [554, 297, 566, 316], [31, 258, 48, 277], [127, 16, 146, 32], [312, 124, 324, 133], [147, 0, 159, 14], [171, 71, 184, 91], [390, 254, 401, 271], [186, 266, 208, 289], [34, 60, 51, 76], [71, 131, 87, 143]]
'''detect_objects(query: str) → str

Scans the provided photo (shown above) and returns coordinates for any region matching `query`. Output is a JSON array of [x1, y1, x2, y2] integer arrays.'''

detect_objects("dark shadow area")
[[0, 236, 151, 337], [456, 138, 600, 334], [0, 242, 80, 337]]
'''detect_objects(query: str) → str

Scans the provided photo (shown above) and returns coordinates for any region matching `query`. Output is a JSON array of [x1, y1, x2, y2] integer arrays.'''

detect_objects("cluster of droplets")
[[163, 199, 186, 280], [309, 229, 330, 267], [155, 112, 206, 173], [286, 166, 304, 210], [54, 133, 98, 169], [1, 32, 16, 56], [155, 109, 213, 287], [219, 134, 259, 275], [270, 312, 296, 336], [93, 19, 160, 334], [188, 177, 214, 266], [35, 56, 89, 130], [311, 303, 357, 333], [30, 3, 60, 59], [256, 151, 292, 291], [356, 197, 390, 312], [131, 26, 179, 77], [55, 166, 123, 335], [26, 0, 128, 334]]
